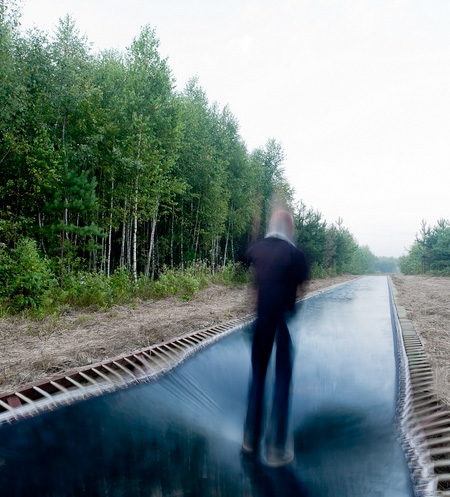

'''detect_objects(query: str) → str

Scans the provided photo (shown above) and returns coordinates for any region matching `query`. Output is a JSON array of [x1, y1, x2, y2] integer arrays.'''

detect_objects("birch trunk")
[[132, 125, 143, 282], [107, 176, 114, 277], [100, 236, 105, 273], [170, 205, 174, 269], [211, 237, 216, 275], [223, 212, 232, 267], [193, 196, 201, 260], [151, 238, 156, 280], [145, 199, 159, 277], [120, 198, 127, 268], [132, 173, 139, 281], [127, 220, 132, 271], [195, 225, 201, 262], [181, 205, 184, 271]]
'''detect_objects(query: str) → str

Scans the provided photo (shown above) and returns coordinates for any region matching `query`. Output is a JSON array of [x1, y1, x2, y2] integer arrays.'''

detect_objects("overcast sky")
[[19, 0, 450, 257]]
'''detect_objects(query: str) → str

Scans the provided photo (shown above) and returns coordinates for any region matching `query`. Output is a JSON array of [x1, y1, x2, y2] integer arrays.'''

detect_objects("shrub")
[[0, 238, 54, 311], [62, 271, 112, 309], [212, 262, 251, 286], [109, 266, 134, 303], [179, 274, 200, 300], [184, 261, 209, 289], [149, 270, 179, 298], [309, 262, 328, 279], [136, 263, 214, 301]]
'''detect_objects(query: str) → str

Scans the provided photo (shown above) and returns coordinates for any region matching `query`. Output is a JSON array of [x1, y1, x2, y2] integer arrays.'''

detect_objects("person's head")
[[268, 209, 295, 241]]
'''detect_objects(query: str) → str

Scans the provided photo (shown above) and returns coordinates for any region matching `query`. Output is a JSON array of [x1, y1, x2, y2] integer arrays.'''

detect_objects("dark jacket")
[[246, 236, 309, 315]]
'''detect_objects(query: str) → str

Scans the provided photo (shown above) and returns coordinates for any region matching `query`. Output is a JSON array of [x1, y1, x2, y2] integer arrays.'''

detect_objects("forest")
[[1, 3, 399, 315], [399, 219, 450, 276]]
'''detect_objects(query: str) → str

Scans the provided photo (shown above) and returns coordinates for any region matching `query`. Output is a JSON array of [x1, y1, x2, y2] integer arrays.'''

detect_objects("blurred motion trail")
[[0, 275, 354, 394], [1, 274, 449, 407], [0, 276, 415, 497]]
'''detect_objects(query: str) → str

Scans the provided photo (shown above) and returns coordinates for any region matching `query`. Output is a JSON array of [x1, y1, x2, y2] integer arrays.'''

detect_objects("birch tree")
[[122, 26, 180, 279]]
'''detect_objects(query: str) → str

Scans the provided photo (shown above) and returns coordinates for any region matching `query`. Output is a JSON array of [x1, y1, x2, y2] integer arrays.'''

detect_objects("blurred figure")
[[243, 209, 309, 466]]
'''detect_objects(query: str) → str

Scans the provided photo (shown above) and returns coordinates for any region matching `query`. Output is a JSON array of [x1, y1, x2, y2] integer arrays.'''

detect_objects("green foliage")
[[250, 139, 292, 237], [322, 218, 358, 274], [183, 261, 210, 288], [144, 270, 177, 298], [296, 213, 401, 276], [0, 7, 297, 284], [109, 266, 134, 302], [348, 245, 377, 275], [212, 262, 251, 286], [325, 265, 337, 278], [134, 263, 203, 301], [1, 5, 394, 315], [374, 256, 399, 274], [399, 243, 423, 275], [59, 266, 135, 309], [62, 271, 112, 309], [400, 219, 450, 275], [135, 262, 249, 302], [309, 262, 328, 279], [0, 245, 14, 301], [0, 238, 53, 310], [295, 202, 326, 267], [428, 220, 450, 274]]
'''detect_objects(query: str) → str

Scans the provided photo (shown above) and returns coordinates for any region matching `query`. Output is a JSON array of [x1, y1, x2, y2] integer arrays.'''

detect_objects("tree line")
[[0, 4, 395, 313], [399, 219, 450, 275]]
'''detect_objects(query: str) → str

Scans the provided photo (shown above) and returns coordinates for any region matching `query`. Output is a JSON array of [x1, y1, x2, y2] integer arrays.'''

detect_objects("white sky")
[[19, 0, 450, 257]]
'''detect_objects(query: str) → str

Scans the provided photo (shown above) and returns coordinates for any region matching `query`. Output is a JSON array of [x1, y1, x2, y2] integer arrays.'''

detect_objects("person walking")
[[242, 209, 309, 467]]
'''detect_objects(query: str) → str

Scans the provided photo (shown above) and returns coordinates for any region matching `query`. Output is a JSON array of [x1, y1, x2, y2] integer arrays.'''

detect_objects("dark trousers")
[[244, 309, 293, 451]]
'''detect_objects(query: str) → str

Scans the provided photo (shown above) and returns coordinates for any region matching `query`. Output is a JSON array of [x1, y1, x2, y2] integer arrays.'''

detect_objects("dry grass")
[[391, 274, 450, 407], [7, 273, 446, 401], [0, 275, 357, 395]]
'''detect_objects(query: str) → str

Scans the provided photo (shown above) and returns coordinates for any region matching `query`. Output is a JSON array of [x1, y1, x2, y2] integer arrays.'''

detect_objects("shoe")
[[242, 429, 256, 454], [241, 441, 254, 454], [264, 447, 294, 467]]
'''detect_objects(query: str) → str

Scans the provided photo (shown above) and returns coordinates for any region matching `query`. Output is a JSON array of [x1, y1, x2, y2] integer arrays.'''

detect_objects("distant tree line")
[[294, 203, 398, 276], [399, 219, 450, 275], [0, 4, 396, 312]]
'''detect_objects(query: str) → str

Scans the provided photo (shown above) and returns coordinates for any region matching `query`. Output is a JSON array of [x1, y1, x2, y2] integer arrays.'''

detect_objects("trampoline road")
[[0, 276, 414, 496]]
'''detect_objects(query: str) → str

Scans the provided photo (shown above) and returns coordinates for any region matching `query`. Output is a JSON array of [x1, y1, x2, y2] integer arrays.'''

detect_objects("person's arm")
[[293, 249, 309, 303], [294, 248, 309, 284]]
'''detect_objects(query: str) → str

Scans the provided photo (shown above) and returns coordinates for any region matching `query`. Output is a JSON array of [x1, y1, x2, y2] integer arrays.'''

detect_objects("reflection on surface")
[[241, 453, 309, 496], [0, 277, 414, 497]]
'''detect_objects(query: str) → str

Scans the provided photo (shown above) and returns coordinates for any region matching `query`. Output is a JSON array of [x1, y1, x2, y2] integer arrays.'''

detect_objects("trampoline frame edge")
[[0, 315, 254, 424], [0, 277, 361, 425], [389, 276, 450, 497]]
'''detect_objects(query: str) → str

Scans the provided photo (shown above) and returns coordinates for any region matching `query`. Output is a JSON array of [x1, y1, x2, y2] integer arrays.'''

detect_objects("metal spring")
[[0, 315, 253, 425], [389, 276, 450, 496]]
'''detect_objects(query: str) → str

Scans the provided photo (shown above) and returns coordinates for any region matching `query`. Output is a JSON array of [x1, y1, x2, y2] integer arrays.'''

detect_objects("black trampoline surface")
[[0, 276, 414, 497]]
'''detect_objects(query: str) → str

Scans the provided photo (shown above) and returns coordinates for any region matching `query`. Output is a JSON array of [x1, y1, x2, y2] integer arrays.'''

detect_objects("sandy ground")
[[1, 274, 449, 405], [391, 274, 450, 407]]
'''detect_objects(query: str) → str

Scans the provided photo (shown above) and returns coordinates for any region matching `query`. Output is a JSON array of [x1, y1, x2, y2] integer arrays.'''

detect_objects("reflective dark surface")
[[0, 276, 414, 496]]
